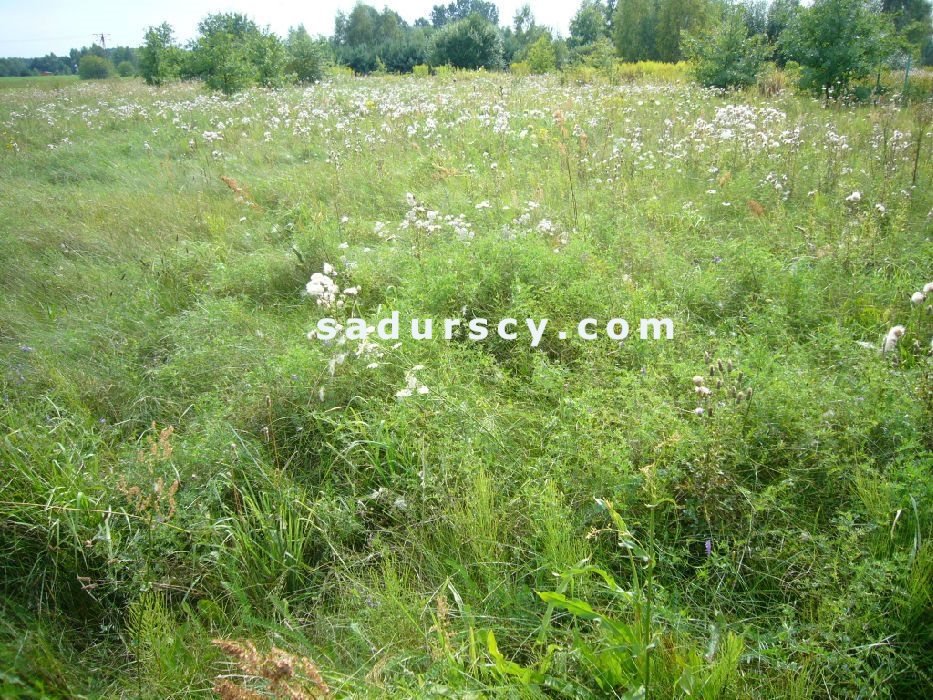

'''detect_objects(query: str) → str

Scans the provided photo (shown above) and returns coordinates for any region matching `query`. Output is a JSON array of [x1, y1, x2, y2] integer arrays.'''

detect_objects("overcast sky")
[[0, 0, 577, 57]]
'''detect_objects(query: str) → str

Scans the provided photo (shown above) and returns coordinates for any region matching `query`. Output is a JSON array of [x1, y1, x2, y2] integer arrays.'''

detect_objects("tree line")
[[2, 0, 930, 95], [0, 45, 138, 78]]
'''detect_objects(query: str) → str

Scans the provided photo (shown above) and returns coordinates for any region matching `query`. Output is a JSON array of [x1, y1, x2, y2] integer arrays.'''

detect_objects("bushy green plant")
[[510, 60, 531, 76], [140, 23, 181, 86], [684, 8, 770, 89], [430, 13, 503, 70], [526, 34, 557, 73], [77, 55, 112, 80], [489, 500, 747, 697], [285, 26, 326, 83], [780, 0, 897, 96], [569, 0, 610, 49], [251, 30, 287, 87], [189, 13, 287, 94]]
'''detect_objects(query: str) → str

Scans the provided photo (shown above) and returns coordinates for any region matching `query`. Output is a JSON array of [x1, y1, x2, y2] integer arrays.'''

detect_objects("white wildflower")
[[882, 325, 905, 354]]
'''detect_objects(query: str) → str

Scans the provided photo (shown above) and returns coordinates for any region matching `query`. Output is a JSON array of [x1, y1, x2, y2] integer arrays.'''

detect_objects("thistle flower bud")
[[883, 325, 906, 354]]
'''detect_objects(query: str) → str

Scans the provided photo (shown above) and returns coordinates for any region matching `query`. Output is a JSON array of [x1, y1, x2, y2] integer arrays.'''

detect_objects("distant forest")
[[2, 0, 931, 79], [0, 45, 139, 78]]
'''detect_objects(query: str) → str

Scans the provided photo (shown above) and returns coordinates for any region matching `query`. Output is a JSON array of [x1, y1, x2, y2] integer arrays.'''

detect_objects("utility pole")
[[93, 33, 110, 49]]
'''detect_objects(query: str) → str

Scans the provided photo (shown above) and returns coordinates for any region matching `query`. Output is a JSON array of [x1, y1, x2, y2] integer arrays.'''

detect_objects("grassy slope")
[[0, 75, 931, 698]]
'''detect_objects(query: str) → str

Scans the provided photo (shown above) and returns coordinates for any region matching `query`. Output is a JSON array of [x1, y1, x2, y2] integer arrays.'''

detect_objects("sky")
[[0, 0, 577, 58]]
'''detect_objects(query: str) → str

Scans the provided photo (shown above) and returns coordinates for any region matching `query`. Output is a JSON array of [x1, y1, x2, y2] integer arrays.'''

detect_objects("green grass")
[[0, 75, 80, 90], [0, 72, 931, 698]]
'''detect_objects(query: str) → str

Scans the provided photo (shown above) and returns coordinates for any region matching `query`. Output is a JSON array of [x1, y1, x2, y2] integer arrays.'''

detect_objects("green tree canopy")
[[140, 23, 181, 86], [613, 0, 657, 61], [684, 6, 770, 88], [189, 13, 287, 94], [570, 0, 610, 48], [77, 54, 112, 79], [431, 0, 500, 28], [431, 13, 503, 69], [285, 25, 327, 83], [780, 0, 898, 95]]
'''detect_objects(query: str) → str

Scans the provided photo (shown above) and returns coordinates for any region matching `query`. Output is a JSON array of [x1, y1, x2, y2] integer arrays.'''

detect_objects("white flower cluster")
[[396, 365, 429, 399], [882, 325, 906, 354], [313, 326, 387, 376], [504, 201, 569, 250], [306, 321, 390, 403], [875, 282, 933, 358], [304, 263, 358, 310], [764, 172, 790, 200], [399, 193, 474, 241], [909, 281, 933, 306]]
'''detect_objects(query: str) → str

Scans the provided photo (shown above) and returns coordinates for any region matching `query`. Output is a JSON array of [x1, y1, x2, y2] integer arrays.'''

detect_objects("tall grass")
[[0, 71, 930, 697]]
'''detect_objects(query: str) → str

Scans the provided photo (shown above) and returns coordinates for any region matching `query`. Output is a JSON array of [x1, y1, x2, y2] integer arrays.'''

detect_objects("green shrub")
[[77, 55, 112, 80], [188, 13, 289, 94], [684, 7, 770, 89], [509, 61, 531, 77], [430, 14, 502, 70], [526, 35, 557, 74], [140, 23, 181, 86], [780, 0, 896, 96]]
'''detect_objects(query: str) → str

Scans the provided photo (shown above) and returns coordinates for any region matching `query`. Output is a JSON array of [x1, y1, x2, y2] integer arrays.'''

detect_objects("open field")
[[1, 74, 931, 698], [0, 75, 81, 90]]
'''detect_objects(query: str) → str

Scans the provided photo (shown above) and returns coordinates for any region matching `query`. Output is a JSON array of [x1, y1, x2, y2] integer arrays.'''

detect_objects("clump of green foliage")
[[77, 54, 112, 80], [526, 34, 558, 73], [780, 0, 898, 96], [430, 13, 503, 69], [684, 7, 770, 88], [140, 23, 183, 86], [284, 25, 327, 84]]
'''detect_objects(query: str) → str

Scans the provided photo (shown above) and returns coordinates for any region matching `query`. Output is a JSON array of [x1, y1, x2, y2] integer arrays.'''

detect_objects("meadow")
[[0, 71, 931, 698]]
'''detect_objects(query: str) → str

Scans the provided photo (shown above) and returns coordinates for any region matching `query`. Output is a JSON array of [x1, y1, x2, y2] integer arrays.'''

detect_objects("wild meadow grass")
[[0, 72, 931, 698], [0, 75, 81, 90]]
